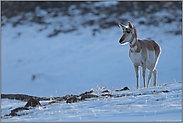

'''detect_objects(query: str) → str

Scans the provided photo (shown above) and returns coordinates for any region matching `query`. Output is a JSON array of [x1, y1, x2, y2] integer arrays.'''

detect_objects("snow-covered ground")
[[1, 1, 182, 122], [1, 82, 182, 122]]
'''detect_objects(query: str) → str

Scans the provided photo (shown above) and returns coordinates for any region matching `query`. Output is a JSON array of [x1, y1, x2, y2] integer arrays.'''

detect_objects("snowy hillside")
[[1, 1, 182, 122], [1, 82, 182, 122]]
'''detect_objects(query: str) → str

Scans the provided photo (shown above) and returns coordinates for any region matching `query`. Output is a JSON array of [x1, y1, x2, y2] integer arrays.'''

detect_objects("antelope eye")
[[126, 30, 130, 33]]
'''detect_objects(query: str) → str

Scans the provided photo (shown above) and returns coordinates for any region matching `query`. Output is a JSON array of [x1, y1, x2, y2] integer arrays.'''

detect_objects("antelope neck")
[[129, 34, 137, 48], [129, 32, 141, 53]]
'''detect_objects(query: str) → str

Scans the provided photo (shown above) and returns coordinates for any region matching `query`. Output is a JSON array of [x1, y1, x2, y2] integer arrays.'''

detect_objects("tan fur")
[[119, 21, 161, 89]]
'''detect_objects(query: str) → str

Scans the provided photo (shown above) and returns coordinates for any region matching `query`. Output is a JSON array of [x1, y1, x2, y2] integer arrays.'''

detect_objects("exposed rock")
[[1, 94, 50, 102], [126, 93, 131, 96], [78, 90, 98, 100], [115, 94, 126, 97], [102, 90, 110, 93], [115, 89, 121, 92], [122, 86, 130, 91], [101, 94, 113, 97], [53, 97, 66, 101], [78, 90, 94, 97], [162, 90, 170, 93], [8, 112, 18, 116], [4, 107, 30, 117], [1, 94, 39, 102], [66, 96, 80, 103], [81, 94, 99, 100], [115, 86, 130, 92], [11, 107, 29, 113], [48, 101, 59, 105], [25, 98, 41, 107]]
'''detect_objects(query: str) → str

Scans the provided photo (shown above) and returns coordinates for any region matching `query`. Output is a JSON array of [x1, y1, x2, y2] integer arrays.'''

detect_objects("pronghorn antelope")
[[118, 21, 161, 89]]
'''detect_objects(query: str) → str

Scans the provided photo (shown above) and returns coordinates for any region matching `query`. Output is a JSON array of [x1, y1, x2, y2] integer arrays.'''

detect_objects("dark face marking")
[[126, 30, 130, 33], [123, 28, 131, 34]]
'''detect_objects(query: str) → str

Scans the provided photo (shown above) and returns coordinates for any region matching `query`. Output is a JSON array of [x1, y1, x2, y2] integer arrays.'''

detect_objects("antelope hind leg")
[[147, 69, 153, 88], [153, 69, 157, 86]]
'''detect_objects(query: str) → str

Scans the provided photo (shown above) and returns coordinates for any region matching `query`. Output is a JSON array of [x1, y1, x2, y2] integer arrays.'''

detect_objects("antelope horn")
[[118, 22, 125, 29], [128, 21, 133, 28]]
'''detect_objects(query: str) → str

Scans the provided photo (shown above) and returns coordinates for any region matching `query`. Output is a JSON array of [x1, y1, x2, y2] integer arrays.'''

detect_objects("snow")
[[1, 82, 182, 122], [1, 2, 182, 121], [2, 19, 181, 97]]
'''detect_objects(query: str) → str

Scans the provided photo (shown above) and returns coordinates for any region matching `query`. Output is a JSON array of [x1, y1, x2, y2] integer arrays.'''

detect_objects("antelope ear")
[[118, 22, 125, 30], [128, 21, 133, 28]]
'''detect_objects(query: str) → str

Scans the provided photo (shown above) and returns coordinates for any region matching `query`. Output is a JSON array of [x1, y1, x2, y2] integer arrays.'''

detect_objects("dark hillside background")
[[1, 1, 182, 18], [1, 1, 182, 29]]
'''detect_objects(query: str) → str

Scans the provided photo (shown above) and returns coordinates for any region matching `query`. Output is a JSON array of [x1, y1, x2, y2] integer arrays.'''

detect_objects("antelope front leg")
[[142, 64, 146, 88], [134, 65, 139, 89]]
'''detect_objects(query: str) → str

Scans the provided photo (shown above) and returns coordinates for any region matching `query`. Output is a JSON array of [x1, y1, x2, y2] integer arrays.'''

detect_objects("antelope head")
[[118, 21, 136, 45]]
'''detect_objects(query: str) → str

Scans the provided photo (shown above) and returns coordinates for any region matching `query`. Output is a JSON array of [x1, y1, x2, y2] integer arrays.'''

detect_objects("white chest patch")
[[129, 50, 143, 66], [130, 45, 137, 52], [129, 49, 156, 69]]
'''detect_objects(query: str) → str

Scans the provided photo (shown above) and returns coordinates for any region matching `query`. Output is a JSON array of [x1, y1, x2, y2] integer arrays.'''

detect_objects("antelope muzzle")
[[119, 34, 126, 44]]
